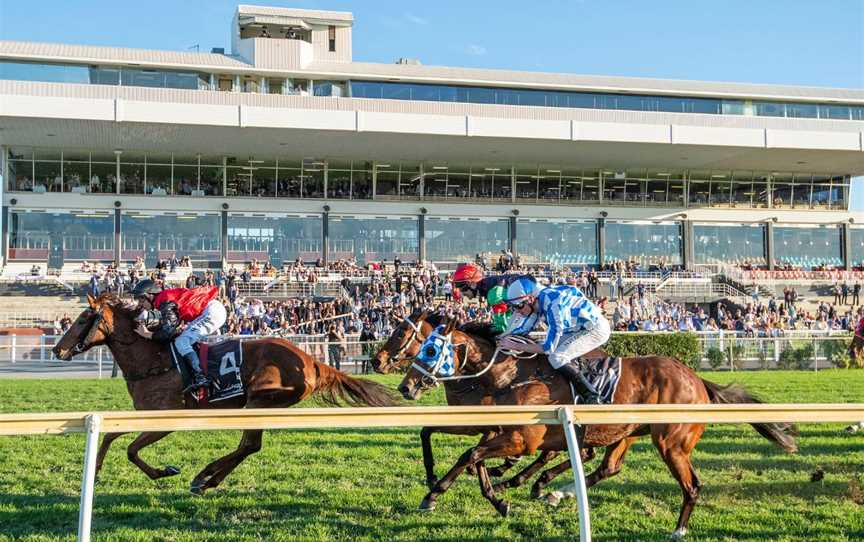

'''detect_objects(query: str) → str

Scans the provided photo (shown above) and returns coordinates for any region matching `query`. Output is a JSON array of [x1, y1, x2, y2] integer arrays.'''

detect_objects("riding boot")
[[182, 352, 210, 393], [555, 362, 602, 405]]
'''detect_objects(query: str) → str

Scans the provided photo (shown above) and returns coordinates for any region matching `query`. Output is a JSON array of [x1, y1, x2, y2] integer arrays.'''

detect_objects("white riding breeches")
[[546, 317, 611, 369], [174, 300, 227, 355]]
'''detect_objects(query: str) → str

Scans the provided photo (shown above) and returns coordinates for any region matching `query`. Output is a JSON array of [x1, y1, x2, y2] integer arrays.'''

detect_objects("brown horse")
[[846, 328, 864, 433], [401, 320, 798, 539], [372, 310, 527, 487], [53, 293, 395, 494]]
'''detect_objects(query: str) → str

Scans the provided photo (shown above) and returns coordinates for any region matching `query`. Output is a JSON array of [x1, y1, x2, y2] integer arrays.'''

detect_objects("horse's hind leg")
[[493, 450, 558, 493], [420, 427, 438, 489], [476, 462, 511, 517], [653, 424, 704, 540], [486, 456, 521, 478], [531, 458, 573, 499], [545, 438, 636, 506], [94, 432, 128, 480], [190, 429, 263, 495], [126, 431, 180, 480]]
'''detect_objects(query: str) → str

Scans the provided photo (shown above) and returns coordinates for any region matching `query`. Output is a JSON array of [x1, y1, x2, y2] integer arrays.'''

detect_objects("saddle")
[[170, 340, 245, 406], [572, 356, 622, 405]]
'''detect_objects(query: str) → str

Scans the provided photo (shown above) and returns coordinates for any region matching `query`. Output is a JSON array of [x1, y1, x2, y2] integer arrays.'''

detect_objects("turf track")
[[0, 370, 862, 541]]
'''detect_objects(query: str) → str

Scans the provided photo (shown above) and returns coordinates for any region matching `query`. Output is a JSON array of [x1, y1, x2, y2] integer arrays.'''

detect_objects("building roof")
[[0, 41, 251, 70], [306, 61, 864, 104], [236, 4, 353, 22]]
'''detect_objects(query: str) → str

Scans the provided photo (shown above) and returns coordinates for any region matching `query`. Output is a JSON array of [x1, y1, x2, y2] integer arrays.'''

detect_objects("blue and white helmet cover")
[[415, 325, 456, 377]]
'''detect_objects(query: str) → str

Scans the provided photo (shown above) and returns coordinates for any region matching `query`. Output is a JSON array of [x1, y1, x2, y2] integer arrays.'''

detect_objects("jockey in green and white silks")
[[487, 285, 510, 333], [497, 277, 609, 404]]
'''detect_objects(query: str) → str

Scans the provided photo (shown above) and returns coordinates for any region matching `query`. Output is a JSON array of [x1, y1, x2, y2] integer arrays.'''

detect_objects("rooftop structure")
[[1, 5, 863, 272]]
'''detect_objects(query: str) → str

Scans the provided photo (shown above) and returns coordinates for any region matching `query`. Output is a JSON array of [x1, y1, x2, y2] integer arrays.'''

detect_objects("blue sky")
[[1, 1, 863, 204]]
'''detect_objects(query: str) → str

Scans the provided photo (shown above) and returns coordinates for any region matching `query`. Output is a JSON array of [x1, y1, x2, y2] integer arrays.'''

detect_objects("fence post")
[[10, 334, 16, 364], [557, 407, 592, 542], [40, 334, 46, 363], [77, 413, 102, 542], [813, 338, 818, 373], [97, 348, 103, 380]]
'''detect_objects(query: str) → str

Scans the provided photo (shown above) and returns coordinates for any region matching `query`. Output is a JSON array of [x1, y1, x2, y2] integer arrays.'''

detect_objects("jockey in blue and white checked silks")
[[498, 277, 609, 404]]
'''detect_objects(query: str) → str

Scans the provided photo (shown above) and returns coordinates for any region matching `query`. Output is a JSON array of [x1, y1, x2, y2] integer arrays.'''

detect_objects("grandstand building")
[[1, 4, 863, 273]]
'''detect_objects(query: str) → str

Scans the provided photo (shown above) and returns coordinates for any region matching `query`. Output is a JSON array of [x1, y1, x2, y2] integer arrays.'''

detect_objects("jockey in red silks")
[[131, 279, 226, 392]]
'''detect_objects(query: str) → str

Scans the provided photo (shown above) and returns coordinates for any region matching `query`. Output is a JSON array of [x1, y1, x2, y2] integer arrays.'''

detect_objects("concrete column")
[[843, 223, 852, 271], [0, 146, 6, 268], [597, 218, 606, 267], [683, 220, 695, 270], [510, 166, 516, 204], [1, 205, 8, 267], [766, 222, 775, 271], [220, 210, 228, 268], [509, 216, 518, 257], [114, 150, 122, 195], [113, 209, 121, 266], [418, 213, 426, 263], [321, 211, 330, 265]]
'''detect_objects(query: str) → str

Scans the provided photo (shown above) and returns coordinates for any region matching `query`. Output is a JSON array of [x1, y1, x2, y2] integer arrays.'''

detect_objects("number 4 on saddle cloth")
[[169, 340, 245, 405]]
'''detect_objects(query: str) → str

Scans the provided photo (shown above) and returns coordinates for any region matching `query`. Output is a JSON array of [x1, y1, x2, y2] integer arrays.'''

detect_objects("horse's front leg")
[[420, 427, 438, 489], [492, 450, 558, 493], [126, 431, 181, 480], [419, 432, 526, 513]]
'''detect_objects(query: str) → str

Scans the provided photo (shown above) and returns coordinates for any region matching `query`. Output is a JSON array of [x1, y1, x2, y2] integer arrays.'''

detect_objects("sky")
[[1, 0, 863, 203]]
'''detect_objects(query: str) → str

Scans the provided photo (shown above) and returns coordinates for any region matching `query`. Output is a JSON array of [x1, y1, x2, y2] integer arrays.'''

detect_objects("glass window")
[[8, 148, 34, 191], [849, 227, 864, 269], [771, 173, 794, 209], [517, 219, 597, 267], [228, 214, 321, 264], [694, 224, 766, 268], [120, 152, 146, 195], [374, 165, 399, 198], [0, 61, 90, 84], [605, 221, 682, 267], [819, 105, 851, 120], [90, 153, 117, 194], [145, 153, 172, 196], [302, 164, 325, 198], [89, 67, 120, 85], [326, 161, 352, 200], [200, 156, 224, 196], [688, 171, 711, 206], [268, 78, 284, 94], [425, 217, 509, 263], [754, 102, 786, 117], [121, 212, 221, 264], [786, 103, 818, 118], [329, 215, 418, 264], [773, 225, 842, 270], [9, 210, 114, 262], [63, 150, 90, 194]]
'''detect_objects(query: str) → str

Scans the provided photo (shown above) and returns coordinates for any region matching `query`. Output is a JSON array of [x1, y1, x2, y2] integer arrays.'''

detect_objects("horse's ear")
[[416, 309, 429, 323], [87, 294, 97, 308], [443, 319, 457, 335]]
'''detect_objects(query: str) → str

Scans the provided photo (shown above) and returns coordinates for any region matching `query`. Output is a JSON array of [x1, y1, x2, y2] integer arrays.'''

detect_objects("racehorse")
[[373, 309, 595, 494], [53, 293, 395, 494], [846, 326, 864, 433], [400, 320, 798, 539]]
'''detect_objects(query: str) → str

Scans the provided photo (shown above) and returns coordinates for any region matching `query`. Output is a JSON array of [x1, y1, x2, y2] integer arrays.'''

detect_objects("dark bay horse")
[[846, 328, 864, 433], [53, 294, 395, 494], [400, 321, 798, 539]]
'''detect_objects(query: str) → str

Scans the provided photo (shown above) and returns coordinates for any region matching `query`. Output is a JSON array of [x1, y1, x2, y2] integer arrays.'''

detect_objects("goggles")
[[507, 297, 533, 309]]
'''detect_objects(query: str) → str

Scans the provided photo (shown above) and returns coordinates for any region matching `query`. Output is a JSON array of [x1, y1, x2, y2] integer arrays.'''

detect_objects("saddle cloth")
[[572, 356, 622, 405], [170, 340, 245, 404]]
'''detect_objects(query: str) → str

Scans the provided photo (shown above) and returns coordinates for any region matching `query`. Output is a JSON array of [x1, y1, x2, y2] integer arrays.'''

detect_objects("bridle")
[[70, 308, 105, 356], [389, 316, 425, 360], [411, 332, 538, 388]]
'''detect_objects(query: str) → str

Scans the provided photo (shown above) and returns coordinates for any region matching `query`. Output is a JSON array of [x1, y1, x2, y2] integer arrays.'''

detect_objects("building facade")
[[1, 5, 863, 270]]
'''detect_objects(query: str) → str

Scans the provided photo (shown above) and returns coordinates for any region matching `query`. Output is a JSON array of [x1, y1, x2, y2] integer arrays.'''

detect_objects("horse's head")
[[372, 310, 430, 374], [53, 294, 130, 360], [398, 319, 462, 400]]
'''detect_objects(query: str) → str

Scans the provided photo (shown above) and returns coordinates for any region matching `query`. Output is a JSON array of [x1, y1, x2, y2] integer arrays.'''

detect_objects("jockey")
[[452, 262, 534, 333], [130, 279, 226, 393], [497, 277, 609, 405]]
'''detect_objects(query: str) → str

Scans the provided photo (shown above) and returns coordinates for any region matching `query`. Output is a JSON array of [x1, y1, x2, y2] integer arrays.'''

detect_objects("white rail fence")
[[1, 332, 856, 374], [1, 404, 863, 542]]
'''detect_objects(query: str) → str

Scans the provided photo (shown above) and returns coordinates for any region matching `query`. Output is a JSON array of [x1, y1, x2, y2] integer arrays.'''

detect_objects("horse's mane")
[[419, 311, 499, 347], [95, 293, 136, 317]]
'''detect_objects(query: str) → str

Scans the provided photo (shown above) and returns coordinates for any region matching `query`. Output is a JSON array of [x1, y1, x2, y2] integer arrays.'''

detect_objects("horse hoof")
[[418, 498, 436, 512], [669, 528, 687, 540], [164, 466, 181, 477], [496, 501, 511, 517], [189, 483, 206, 496], [845, 425, 860, 434], [530, 485, 543, 500], [492, 483, 506, 493], [544, 491, 562, 507]]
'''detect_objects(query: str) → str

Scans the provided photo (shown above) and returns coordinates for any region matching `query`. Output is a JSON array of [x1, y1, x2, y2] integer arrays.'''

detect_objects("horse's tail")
[[701, 378, 798, 453], [313, 361, 397, 407]]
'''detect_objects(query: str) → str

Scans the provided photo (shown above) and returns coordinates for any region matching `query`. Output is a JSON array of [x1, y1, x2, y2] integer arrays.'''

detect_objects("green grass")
[[0, 371, 863, 541]]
